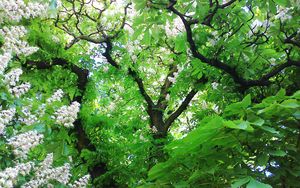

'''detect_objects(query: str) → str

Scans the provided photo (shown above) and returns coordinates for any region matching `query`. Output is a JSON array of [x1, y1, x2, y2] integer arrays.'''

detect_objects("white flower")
[[103, 66, 109, 72], [8, 130, 43, 158], [151, 126, 158, 133], [0, 26, 39, 56], [0, 52, 12, 73], [211, 82, 219, 90], [70, 174, 90, 188], [9, 82, 31, 98], [270, 58, 276, 66], [249, 19, 264, 36], [208, 38, 217, 46], [168, 76, 176, 83], [251, 19, 263, 29], [275, 7, 293, 22], [201, 101, 208, 109], [0, 0, 48, 23], [47, 89, 64, 103], [166, 94, 170, 101], [0, 162, 33, 188], [0, 108, 16, 135], [54, 101, 80, 128], [165, 17, 184, 37], [4, 68, 23, 86], [19, 111, 38, 126], [52, 36, 60, 43], [22, 154, 72, 187], [212, 104, 220, 114]]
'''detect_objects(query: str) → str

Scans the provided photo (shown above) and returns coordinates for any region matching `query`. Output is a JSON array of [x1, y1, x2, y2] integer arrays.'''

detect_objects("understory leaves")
[[147, 90, 300, 187]]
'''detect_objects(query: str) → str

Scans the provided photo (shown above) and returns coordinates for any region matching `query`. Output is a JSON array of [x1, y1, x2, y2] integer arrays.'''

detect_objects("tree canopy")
[[0, 0, 299, 187]]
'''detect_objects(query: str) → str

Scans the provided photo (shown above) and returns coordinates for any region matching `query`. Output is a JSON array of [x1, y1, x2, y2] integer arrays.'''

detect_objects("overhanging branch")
[[167, 0, 300, 89], [102, 40, 154, 108], [164, 76, 208, 131]]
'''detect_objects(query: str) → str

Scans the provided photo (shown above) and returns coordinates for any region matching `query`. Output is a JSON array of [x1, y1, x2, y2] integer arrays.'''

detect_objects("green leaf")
[[246, 178, 272, 188], [224, 94, 251, 117], [132, 27, 144, 39], [263, 49, 277, 56], [269, 150, 286, 157], [148, 161, 173, 181], [0, 92, 7, 101], [20, 123, 46, 134], [68, 88, 76, 100], [268, 0, 277, 14], [62, 141, 69, 156], [133, 0, 147, 11], [293, 110, 300, 119], [166, 116, 224, 156], [142, 29, 151, 45], [260, 126, 279, 134], [174, 35, 186, 52], [250, 118, 265, 127], [291, 90, 300, 99], [231, 176, 251, 188], [273, 0, 288, 6], [280, 99, 299, 108], [276, 88, 286, 98], [224, 120, 254, 132], [174, 181, 190, 188], [257, 153, 269, 166], [197, 72, 203, 79]]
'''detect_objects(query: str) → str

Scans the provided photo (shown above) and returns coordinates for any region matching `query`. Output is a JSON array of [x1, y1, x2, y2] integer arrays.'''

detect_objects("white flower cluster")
[[21, 153, 90, 188], [211, 82, 219, 90], [0, 1, 87, 187], [47, 89, 64, 103], [19, 105, 38, 126], [0, 0, 48, 23], [100, 3, 126, 30], [22, 153, 71, 187], [248, 19, 270, 37], [166, 94, 170, 101], [0, 108, 16, 134], [69, 174, 91, 188], [4, 68, 23, 86], [0, 52, 11, 73], [52, 35, 60, 43], [0, 26, 39, 56], [0, 162, 34, 188], [54, 101, 80, 128], [275, 7, 293, 21], [9, 82, 31, 98], [168, 70, 180, 84], [2, 68, 31, 98], [122, 40, 140, 62], [40, 153, 54, 170], [36, 103, 46, 118], [8, 130, 43, 158], [208, 31, 219, 46], [165, 17, 184, 37]]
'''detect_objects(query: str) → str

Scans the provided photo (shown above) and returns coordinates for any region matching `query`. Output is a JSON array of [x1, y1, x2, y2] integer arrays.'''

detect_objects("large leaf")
[[273, 0, 288, 6], [269, 150, 286, 157], [224, 120, 254, 132], [224, 94, 251, 117], [231, 176, 251, 188], [246, 178, 272, 188]]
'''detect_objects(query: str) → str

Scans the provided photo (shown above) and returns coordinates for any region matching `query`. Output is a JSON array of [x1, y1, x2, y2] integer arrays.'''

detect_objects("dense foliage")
[[0, 0, 299, 187]]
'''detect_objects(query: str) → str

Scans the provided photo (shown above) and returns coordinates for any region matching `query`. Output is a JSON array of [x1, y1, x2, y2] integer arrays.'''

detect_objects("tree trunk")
[[147, 109, 169, 169]]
